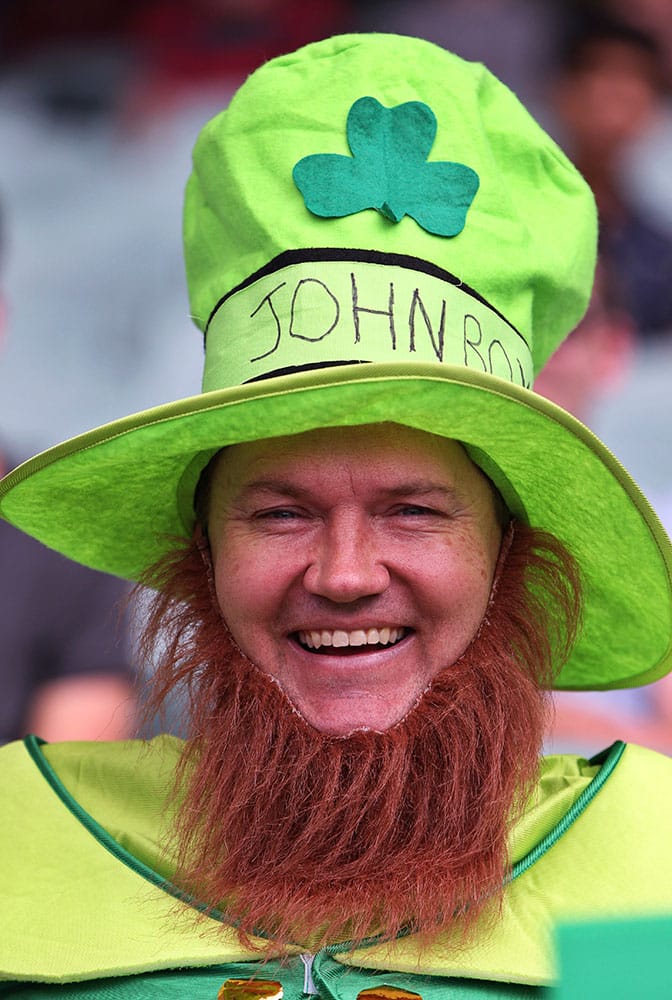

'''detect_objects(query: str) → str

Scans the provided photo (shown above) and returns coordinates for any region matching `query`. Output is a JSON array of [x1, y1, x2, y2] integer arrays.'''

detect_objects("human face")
[[207, 424, 503, 735]]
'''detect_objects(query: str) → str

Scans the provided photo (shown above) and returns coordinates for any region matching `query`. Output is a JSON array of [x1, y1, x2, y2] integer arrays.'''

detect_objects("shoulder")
[[511, 743, 672, 923], [383, 743, 672, 987], [0, 736, 242, 982], [532, 743, 672, 872], [0, 733, 182, 808], [577, 741, 672, 831]]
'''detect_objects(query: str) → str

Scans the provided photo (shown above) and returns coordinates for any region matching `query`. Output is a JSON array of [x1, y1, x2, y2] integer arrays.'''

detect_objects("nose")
[[303, 510, 390, 603]]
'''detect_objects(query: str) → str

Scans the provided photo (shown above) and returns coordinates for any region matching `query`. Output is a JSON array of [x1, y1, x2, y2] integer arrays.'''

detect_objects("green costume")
[[2, 34, 671, 691], [1, 736, 671, 996], [1, 33, 671, 997]]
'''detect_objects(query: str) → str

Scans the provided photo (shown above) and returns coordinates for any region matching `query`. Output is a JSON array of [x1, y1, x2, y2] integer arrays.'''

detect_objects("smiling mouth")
[[295, 627, 409, 654]]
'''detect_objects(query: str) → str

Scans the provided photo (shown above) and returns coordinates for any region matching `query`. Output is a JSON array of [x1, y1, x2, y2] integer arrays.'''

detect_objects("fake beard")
[[138, 522, 580, 953]]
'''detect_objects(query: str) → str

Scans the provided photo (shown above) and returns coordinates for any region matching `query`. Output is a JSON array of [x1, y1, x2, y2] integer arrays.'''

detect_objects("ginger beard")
[[140, 521, 580, 953]]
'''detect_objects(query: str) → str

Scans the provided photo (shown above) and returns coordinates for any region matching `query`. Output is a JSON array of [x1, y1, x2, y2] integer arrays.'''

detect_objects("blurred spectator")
[[534, 260, 635, 421], [123, 0, 353, 120], [357, 0, 562, 121], [593, 0, 672, 242], [0, 0, 357, 454], [0, 203, 136, 744], [536, 259, 672, 755], [600, 0, 672, 86], [551, 7, 672, 337]]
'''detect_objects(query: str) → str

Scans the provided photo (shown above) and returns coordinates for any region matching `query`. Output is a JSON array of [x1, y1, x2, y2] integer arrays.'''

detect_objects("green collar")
[[3, 736, 671, 986]]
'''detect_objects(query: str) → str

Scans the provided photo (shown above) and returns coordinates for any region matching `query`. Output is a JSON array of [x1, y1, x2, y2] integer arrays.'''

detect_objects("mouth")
[[294, 626, 410, 655]]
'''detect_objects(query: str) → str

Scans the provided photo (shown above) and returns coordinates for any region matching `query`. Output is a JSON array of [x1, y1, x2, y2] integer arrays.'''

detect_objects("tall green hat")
[[1, 33, 670, 691]]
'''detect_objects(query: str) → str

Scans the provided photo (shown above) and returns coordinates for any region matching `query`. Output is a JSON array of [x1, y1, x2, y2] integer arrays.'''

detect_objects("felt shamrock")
[[293, 96, 479, 237]]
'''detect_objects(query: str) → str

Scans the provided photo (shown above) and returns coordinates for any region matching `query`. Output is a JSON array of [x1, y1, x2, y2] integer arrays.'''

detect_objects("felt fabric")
[[183, 34, 596, 372], [1, 369, 670, 690], [293, 97, 479, 236], [0, 33, 670, 690], [1, 736, 671, 988], [201, 253, 533, 391]]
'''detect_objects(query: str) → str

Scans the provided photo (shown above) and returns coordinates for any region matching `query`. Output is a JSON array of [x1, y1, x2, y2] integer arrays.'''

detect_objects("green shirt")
[[1, 736, 671, 997]]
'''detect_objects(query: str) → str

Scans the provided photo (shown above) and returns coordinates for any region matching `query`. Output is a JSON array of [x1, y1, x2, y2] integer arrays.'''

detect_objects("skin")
[[207, 423, 503, 735], [25, 675, 136, 742]]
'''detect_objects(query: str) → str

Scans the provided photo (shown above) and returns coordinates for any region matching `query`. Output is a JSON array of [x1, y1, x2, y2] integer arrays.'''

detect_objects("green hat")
[[1, 34, 670, 691]]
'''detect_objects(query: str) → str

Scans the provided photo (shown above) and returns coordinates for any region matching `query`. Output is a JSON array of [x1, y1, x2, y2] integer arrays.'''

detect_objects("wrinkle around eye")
[[249, 507, 321, 531], [253, 508, 309, 521], [391, 504, 446, 517]]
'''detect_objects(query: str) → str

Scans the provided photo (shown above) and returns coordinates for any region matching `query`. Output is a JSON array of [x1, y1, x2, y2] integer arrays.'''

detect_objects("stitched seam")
[[509, 740, 626, 882], [326, 741, 627, 958], [23, 734, 227, 922]]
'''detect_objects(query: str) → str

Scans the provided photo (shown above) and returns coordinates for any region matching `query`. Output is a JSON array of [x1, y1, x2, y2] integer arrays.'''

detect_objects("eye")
[[392, 504, 443, 518], [255, 507, 304, 521]]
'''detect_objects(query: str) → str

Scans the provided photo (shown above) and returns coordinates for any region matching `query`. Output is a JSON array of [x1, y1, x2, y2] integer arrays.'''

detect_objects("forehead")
[[205, 423, 492, 506]]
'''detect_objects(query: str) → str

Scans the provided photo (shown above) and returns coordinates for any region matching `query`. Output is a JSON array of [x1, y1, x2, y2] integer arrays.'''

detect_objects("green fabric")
[[551, 914, 672, 999], [2, 736, 671, 987], [184, 34, 595, 370], [35, 737, 609, 892], [202, 254, 533, 391], [0, 960, 304, 999], [29, 735, 181, 889], [0, 739, 267, 984], [0, 958, 545, 998], [0, 33, 670, 690], [1, 369, 670, 690], [293, 96, 480, 235]]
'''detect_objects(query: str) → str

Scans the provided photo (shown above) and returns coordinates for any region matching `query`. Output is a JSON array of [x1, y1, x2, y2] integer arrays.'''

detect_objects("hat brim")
[[1, 361, 670, 691]]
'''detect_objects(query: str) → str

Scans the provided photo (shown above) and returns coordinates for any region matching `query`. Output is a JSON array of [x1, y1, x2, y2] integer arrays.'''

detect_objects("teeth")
[[298, 627, 406, 650]]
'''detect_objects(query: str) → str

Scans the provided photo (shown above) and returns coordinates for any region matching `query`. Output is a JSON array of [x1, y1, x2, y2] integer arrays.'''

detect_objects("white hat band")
[[203, 251, 533, 390]]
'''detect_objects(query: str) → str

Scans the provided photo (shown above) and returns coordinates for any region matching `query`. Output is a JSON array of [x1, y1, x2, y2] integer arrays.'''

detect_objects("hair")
[[558, 6, 667, 92], [133, 519, 582, 953], [137, 518, 582, 736]]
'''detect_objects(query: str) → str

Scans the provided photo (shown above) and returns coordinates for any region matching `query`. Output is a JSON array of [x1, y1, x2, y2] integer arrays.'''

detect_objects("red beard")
[[138, 521, 580, 953]]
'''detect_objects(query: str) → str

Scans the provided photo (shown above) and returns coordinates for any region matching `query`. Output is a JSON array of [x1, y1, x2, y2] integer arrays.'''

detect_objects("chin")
[[297, 698, 413, 737]]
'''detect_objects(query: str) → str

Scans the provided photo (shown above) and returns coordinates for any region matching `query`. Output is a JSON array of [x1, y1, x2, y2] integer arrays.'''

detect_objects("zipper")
[[300, 952, 319, 995]]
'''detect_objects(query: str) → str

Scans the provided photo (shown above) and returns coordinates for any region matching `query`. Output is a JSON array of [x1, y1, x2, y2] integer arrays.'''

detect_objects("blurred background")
[[1, 0, 671, 751]]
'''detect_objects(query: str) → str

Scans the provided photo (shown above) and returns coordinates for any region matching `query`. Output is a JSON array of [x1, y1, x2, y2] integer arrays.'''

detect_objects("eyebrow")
[[236, 479, 461, 503]]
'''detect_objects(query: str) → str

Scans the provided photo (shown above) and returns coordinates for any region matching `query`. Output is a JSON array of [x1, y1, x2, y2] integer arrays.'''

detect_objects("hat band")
[[203, 251, 533, 391]]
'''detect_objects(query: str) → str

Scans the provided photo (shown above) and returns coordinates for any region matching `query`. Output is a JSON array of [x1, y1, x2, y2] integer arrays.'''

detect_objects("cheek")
[[212, 540, 260, 633], [425, 538, 498, 636], [213, 565, 272, 668], [212, 537, 294, 649]]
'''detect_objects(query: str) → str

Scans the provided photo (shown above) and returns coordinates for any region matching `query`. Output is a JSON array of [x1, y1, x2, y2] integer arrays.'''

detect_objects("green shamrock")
[[293, 96, 479, 237]]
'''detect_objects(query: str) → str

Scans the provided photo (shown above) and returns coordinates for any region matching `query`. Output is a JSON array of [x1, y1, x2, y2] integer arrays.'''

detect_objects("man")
[[550, 7, 672, 337], [1, 33, 671, 997]]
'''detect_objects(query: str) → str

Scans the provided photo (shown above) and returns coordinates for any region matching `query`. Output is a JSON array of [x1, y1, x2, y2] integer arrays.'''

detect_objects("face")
[[556, 41, 659, 153], [207, 424, 503, 735]]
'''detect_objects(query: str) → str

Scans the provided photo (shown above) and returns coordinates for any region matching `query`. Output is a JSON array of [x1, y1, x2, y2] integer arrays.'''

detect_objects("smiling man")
[[1, 32, 672, 999], [206, 425, 503, 735]]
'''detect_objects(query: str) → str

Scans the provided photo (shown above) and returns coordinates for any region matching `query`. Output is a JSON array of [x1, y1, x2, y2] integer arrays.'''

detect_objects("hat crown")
[[2, 36, 670, 694], [184, 33, 597, 389]]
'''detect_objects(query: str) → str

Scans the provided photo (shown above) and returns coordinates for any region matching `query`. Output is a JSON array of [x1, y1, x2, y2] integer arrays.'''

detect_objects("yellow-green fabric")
[[184, 34, 596, 373], [1, 34, 671, 693], [1, 736, 670, 989], [1, 371, 671, 693]]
